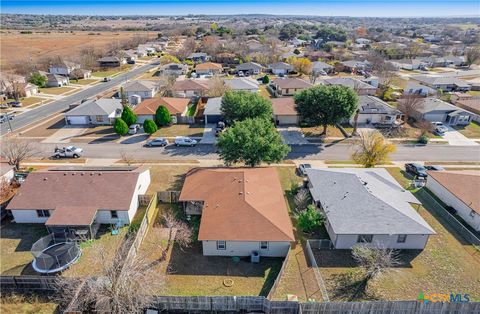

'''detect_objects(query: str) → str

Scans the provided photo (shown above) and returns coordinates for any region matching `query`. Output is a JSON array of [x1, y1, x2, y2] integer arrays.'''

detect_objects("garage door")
[[67, 116, 89, 125], [205, 114, 222, 124], [277, 115, 298, 125]]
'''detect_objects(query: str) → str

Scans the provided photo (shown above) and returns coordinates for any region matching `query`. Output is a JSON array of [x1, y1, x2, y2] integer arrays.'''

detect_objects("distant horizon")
[[1, 0, 479, 18]]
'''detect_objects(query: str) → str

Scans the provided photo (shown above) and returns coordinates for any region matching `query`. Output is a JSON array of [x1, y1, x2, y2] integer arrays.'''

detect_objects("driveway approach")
[[0, 62, 158, 135]]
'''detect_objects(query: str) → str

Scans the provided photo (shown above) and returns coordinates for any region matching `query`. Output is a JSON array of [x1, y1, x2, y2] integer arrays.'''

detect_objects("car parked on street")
[[145, 137, 169, 147], [405, 163, 428, 178], [431, 121, 448, 135], [175, 136, 197, 147], [53, 146, 83, 158], [0, 103, 9, 109], [297, 163, 312, 176], [103, 77, 112, 82], [8, 101, 22, 108]]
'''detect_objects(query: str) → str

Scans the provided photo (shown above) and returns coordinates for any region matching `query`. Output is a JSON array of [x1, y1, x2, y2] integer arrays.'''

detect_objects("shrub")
[[418, 134, 429, 144], [155, 105, 172, 127], [121, 106, 137, 126], [297, 205, 324, 233], [262, 75, 270, 84], [114, 118, 129, 136], [143, 119, 158, 134]]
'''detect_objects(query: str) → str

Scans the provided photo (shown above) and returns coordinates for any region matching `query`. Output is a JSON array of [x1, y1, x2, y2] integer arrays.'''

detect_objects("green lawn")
[[92, 70, 120, 77], [0, 222, 48, 275], [39, 86, 76, 95], [468, 90, 480, 96], [72, 79, 98, 85], [314, 168, 480, 301], [453, 121, 480, 139]]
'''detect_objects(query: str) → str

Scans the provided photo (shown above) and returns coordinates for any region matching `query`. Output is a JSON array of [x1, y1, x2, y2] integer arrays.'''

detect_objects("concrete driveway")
[[41, 125, 88, 144], [200, 124, 217, 144], [277, 127, 309, 145], [442, 126, 479, 146]]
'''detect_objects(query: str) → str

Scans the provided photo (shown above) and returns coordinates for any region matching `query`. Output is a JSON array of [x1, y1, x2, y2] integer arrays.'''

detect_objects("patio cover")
[[46, 206, 97, 226]]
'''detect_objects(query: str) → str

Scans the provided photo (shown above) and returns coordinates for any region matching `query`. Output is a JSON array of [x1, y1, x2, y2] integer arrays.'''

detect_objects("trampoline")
[[31, 234, 81, 274]]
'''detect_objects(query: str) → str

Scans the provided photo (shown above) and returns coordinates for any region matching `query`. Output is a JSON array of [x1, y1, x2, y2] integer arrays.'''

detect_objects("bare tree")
[[208, 75, 230, 97], [465, 47, 480, 69], [352, 244, 400, 283], [5, 74, 25, 101], [351, 109, 360, 137], [398, 94, 422, 122], [56, 235, 165, 314], [175, 37, 196, 60], [69, 68, 84, 82], [119, 150, 134, 166], [0, 178, 16, 203], [1, 136, 37, 170], [157, 210, 193, 262]]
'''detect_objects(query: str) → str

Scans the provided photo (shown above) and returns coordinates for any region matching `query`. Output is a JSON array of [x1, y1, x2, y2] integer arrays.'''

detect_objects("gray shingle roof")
[[358, 96, 401, 115], [224, 78, 259, 91], [66, 99, 122, 116], [204, 97, 222, 115], [323, 77, 374, 90], [123, 80, 159, 92], [306, 168, 435, 235], [236, 62, 263, 71]]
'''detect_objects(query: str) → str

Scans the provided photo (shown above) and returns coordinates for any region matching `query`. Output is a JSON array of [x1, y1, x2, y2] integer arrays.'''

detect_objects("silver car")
[[146, 137, 169, 147]]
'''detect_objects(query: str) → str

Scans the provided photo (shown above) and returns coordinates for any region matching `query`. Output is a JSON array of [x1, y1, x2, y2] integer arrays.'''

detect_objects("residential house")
[[351, 96, 403, 126], [410, 75, 471, 92], [404, 81, 437, 96], [123, 80, 161, 100], [187, 52, 209, 63], [69, 69, 92, 80], [271, 78, 312, 97], [97, 56, 125, 68], [454, 98, 480, 122], [65, 98, 122, 125], [271, 97, 299, 125], [336, 60, 371, 73], [427, 170, 480, 232], [304, 50, 334, 61], [179, 167, 295, 257], [224, 78, 259, 93], [236, 62, 263, 75], [268, 62, 293, 76], [123, 50, 137, 62], [0, 161, 14, 183], [355, 38, 371, 45], [213, 52, 237, 65], [390, 58, 429, 71], [159, 63, 188, 77], [46, 74, 69, 87], [18, 83, 39, 98], [195, 62, 223, 76], [6, 167, 150, 239], [48, 61, 80, 76], [312, 61, 334, 75], [409, 97, 473, 126], [322, 78, 377, 95], [172, 79, 210, 98], [134, 97, 191, 124], [306, 168, 435, 249], [203, 97, 222, 124]]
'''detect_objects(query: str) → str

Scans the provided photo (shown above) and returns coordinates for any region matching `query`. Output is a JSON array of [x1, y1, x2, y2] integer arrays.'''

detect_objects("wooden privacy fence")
[[157, 190, 181, 203], [0, 276, 58, 291], [266, 246, 291, 300]]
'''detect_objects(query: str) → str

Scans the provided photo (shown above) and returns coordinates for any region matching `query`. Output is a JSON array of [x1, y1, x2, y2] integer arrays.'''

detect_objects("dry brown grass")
[[0, 294, 57, 314], [0, 30, 156, 66], [146, 165, 195, 194]]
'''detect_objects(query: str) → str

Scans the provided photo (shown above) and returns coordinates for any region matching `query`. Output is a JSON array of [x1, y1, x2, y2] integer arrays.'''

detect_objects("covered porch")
[[45, 205, 100, 240]]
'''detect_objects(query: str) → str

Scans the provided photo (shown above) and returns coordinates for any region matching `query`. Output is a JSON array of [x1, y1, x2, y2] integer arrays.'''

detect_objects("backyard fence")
[[305, 240, 330, 302], [157, 190, 181, 203], [138, 194, 153, 206], [176, 116, 195, 124], [266, 246, 292, 300], [0, 275, 58, 291], [417, 188, 480, 246]]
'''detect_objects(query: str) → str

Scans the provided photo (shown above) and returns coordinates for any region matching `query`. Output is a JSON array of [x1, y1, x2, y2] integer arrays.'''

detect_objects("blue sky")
[[1, 0, 479, 17]]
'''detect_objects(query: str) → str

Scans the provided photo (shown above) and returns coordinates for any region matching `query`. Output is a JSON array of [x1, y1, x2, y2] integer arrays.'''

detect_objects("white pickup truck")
[[53, 146, 83, 158]]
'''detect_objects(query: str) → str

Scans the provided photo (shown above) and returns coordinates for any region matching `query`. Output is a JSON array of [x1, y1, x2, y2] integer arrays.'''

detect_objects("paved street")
[[0, 62, 159, 134], [34, 141, 480, 162]]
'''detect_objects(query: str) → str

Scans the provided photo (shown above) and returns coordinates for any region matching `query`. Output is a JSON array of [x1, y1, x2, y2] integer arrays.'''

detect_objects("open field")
[[0, 30, 156, 66]]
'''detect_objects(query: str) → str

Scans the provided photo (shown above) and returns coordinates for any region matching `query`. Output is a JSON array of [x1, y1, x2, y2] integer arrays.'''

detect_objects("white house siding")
[[427, 178, 480, 232], [421, 112, 447, 123], [95, 210, 130, 224], [202, 240, 290, 257], [125, 90, 155, 99], [137, 114, 155, 124], [1, 169, 15, 183], [65, 115, 111, 125], [11, 210, 50, 223], [126, 169, 151, 223], [272, 69, 288, 75], [333, 234, 430, 249]]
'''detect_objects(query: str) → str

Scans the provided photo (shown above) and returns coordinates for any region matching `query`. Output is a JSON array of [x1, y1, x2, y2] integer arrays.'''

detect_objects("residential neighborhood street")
[[0, 62, 158, 134], [34, 141, 480, 162]]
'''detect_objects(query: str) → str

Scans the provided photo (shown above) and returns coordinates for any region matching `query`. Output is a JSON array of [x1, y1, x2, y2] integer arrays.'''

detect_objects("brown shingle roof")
[[456, 99, 480, 115], [7, 168, 148, 223], [179, 167, 295, 242], [271, 97, 297, 116], [272, 78, 312, 89], [172, 79, 210, 91], [195, 62, 222, 70], [46, 206, 97, 226], [134, 97, 190, 115], [428, 170, 480, 214]]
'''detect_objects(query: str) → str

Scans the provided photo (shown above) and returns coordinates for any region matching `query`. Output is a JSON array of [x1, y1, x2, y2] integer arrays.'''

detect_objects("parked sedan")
[[0, 103, 9, 109], [405, 163, 428, 178], [145, 137, 169, 147], [8, 101, 22, 108], [174, 136, 197, 147], [298, 163, 312, 176], [425, 165, 445, 171]]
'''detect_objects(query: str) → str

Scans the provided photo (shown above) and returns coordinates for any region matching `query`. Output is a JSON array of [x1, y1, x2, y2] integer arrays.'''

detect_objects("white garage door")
[[67, 116, 89, 125], [277, 115, 298, 125]]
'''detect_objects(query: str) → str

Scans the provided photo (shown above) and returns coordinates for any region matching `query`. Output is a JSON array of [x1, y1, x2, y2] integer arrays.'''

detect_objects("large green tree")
[[155, 105, 172, 126], [295, 85, 358, 135], [216, 118, 290, 167], [113, 118, 129, 136], [121, 106, 137, 126], [28, 72, 47, 88], [143, 119, 158, 135], [220, 91, 273, 123]]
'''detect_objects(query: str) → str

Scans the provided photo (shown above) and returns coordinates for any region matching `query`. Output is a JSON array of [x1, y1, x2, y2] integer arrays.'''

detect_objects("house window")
[[111, 210, 118, 219], [470, 210, 476, 218], [260, 242, 269, 250], [36, 210, 50, 217], [357, 234, 373, 243], [96, 115, 104, 122], [217, 241, 226, 250], [397, 234, 407, 243]]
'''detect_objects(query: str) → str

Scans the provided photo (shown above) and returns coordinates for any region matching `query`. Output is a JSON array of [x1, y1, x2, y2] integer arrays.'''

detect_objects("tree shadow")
[[120, 134, 149, 144]]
